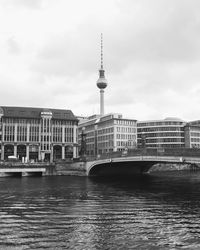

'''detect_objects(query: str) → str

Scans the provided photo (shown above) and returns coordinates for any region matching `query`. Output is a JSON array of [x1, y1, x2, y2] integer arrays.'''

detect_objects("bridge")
[[84, 148, 200, 176], [0, 162, 56, 177], [1, 148, 200, 177]]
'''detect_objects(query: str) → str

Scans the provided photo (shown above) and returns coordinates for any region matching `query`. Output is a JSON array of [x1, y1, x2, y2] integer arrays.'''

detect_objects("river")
[[0, 171, 200, 249]]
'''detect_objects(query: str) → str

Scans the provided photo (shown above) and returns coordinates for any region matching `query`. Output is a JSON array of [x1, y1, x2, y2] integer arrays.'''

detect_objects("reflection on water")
[[0, 172, 200, 249]]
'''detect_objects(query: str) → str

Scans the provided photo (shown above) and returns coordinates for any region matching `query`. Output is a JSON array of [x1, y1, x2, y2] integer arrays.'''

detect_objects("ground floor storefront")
[[0, 143, 78, 162]]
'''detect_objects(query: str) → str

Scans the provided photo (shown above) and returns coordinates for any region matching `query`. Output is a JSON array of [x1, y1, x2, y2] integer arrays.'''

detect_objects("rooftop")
[[0, 106, 78, 121]]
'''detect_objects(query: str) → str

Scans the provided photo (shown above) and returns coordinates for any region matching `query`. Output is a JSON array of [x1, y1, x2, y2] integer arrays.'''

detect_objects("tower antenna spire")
[[101, 33, 103, 69]]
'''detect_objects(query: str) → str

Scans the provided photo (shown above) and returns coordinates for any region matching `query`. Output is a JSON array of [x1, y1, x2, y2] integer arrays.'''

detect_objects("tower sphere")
[[96, 72, 108, 89]]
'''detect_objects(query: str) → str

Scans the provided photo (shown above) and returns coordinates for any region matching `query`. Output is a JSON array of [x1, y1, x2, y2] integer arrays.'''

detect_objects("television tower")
[[96, 33, 108, 116]]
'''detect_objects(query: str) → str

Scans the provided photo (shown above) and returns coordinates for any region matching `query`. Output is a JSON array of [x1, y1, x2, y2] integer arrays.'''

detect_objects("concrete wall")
[[55, 162, 87, 176], [0, 162, 87, 177]]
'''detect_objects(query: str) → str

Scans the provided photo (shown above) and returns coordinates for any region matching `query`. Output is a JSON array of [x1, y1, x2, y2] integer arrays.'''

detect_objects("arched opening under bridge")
[[88, 161, 156, 176]]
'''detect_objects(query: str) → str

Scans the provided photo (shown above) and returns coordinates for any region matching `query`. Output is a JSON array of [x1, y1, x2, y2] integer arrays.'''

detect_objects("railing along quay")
[[0, 161, 55, 168]]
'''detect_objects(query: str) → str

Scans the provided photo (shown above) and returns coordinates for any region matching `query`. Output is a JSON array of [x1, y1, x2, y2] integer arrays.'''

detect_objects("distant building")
[[76, 115, 88, 123], [0, 106, 78, 161], [137, 118, 186, 148], [78, 113, 137, 156], [184, 120, 200, 148]]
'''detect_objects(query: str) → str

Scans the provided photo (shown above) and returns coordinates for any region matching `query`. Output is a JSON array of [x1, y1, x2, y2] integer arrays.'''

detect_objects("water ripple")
[[0, 173, 200, 249]]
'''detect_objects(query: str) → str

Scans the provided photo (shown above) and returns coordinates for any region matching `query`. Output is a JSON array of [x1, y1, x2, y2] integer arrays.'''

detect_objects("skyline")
[[1, 0, 200, 121]]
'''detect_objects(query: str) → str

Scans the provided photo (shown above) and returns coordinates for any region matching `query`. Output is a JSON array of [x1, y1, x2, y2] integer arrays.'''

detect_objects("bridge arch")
[[87, 159, 155, 176], [86, 154, 200, 176]]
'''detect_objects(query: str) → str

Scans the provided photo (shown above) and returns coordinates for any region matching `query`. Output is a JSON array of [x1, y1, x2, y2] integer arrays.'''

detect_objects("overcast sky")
[[1, 0, 200, 121]]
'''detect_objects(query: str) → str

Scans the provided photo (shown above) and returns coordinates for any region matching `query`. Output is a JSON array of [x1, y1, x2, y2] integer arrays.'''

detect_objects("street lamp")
[[80, 127, 86, 159], [141, 131, 146, 149]]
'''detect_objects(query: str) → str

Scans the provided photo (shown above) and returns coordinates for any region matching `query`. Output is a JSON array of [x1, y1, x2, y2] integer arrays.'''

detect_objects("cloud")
[[31, 33, 98, 77], [2, 0, 43, 9], [1, 0, 200, 121], [6, 37, 21, 54], [103, 0, 200, 76]]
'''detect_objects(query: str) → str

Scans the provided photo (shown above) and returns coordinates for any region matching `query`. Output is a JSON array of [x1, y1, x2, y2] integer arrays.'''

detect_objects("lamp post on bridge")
[[121, 141, 128, 157], [141, 131, 147, 158], [80, 128, 87, 161]]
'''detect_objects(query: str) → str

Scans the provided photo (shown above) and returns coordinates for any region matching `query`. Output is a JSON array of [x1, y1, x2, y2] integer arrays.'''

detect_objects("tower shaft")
[[100, 89, 104, 116]]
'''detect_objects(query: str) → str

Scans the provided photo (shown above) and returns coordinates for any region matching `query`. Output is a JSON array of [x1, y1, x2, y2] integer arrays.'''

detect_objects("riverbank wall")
[[149, 163, 200, 172], [0, 161, 87, 177], [55, 161, 87, 176]]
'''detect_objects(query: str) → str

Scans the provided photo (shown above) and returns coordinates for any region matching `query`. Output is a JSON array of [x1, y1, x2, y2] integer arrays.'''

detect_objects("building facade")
[[184, 120, 200, 148], [137, 118, 186, 148], [78, 113, 137, 156], [0, 106, 78, 162]]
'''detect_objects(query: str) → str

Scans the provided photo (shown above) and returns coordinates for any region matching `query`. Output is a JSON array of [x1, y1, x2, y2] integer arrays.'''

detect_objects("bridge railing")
[[85, 148, 200, 162]]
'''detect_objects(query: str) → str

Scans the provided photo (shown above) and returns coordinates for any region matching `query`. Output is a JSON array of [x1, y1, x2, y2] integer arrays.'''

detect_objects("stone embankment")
[[55, 161, 87, 176], [149, 163, 200, 172]]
